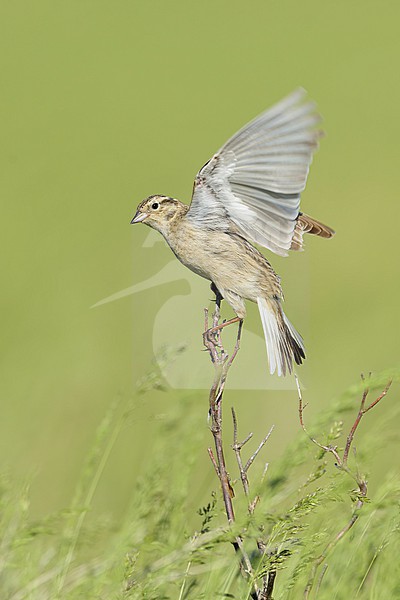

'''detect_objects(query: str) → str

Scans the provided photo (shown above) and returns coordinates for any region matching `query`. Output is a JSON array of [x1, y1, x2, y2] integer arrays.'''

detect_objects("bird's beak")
[[131, 211, 148, 224]]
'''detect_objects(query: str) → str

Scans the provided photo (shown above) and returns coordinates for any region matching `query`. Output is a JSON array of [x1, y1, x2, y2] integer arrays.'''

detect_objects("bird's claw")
[[203, 327, 221, 345]]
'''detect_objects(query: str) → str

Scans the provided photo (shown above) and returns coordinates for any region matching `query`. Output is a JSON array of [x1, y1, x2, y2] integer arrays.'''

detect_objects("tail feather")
[[291, 213, 335, 251], [257, 297, 305, 376]]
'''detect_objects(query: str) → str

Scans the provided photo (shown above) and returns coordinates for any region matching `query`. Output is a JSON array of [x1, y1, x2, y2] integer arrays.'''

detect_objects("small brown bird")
[[131, 89, 334, 376]]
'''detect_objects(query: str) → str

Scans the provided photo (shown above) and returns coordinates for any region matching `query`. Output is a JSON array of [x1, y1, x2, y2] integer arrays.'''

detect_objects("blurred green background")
[[1, 0, 399, 522]]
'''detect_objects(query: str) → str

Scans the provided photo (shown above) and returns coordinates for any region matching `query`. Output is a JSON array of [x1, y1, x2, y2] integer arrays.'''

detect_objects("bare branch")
[[296, 375, 342, 465], [299, 375, 392, 598], [264, 569, 276, 600], [203, 299, 261, 599], [342, 378, 392, 466], [230, 406, 275, 597], [244, 426, 274, 474], [364, 379, 392, 412], [231, 406, 274, 521], [231, 407, 251, 497], [249, 495, 260, 514], [207, 447, 220, 478]]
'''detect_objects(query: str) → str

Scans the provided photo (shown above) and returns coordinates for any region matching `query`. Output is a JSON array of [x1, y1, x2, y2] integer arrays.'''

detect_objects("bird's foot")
[[207, 317, 242, 335], [203, 327, 221, 345], [203, 316, 242, 344]]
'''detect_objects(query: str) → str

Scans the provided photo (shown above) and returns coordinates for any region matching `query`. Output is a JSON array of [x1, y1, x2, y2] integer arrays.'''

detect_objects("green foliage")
[[0, 371, 399, 599]]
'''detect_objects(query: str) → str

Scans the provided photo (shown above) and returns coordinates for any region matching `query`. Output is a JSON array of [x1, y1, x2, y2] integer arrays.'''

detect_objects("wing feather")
[[187, 89, 323, 256]]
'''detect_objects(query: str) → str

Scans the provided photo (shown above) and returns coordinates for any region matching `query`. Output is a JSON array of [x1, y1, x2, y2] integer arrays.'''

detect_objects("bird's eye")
[[151, 202, 159, 210]]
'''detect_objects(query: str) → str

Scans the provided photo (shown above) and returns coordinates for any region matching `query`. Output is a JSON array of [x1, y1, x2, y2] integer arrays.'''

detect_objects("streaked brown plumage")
[[131, 90, 334, 376]]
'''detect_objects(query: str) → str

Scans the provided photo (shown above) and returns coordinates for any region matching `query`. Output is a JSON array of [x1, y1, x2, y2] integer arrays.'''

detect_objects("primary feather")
[[187, 88, 323, 256]]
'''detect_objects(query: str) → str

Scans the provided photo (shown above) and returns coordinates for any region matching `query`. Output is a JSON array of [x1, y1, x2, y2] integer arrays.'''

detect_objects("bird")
[[131, 89, 334, 376]]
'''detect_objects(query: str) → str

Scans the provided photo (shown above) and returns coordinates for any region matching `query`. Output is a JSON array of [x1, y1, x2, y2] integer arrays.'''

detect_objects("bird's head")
[[131, 195, 188, 235]]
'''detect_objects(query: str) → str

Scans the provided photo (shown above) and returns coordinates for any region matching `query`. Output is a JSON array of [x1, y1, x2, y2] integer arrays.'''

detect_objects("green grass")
[[1, 369, 399, 599]]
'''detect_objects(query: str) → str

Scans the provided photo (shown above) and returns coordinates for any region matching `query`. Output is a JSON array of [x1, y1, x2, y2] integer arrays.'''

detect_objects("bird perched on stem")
[[131, 89, 334, 376]]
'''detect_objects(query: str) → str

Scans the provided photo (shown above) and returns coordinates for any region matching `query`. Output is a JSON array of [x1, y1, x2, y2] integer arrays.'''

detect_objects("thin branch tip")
[[300, 376, 392, 597]]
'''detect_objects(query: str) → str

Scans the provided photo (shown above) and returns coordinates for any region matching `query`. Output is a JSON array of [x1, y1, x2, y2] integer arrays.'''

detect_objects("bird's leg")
[[229, 318, 243, 364], [210, 282, 223, 310], [207, 316, 243, 336], [205, 282, 224, 347], [205, 283, 243, 349]]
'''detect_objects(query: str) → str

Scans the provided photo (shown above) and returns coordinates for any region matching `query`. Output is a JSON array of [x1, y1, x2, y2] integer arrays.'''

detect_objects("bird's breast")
[[164, 222, 281, 302], [166, 225, 216, 280]]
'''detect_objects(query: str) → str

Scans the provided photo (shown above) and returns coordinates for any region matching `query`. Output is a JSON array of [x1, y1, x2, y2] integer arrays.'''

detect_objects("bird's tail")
[[257, 297, 305, 376]]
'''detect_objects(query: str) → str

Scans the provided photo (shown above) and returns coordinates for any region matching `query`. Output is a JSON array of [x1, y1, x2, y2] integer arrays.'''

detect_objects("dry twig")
[[295, 374, 392, 599], [203, 292, 275, 599], [203, 296, 259, 595]]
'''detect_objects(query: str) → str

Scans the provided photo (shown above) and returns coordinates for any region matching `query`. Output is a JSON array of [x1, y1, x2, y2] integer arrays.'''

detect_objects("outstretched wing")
[[186, 89, 322, 256]]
